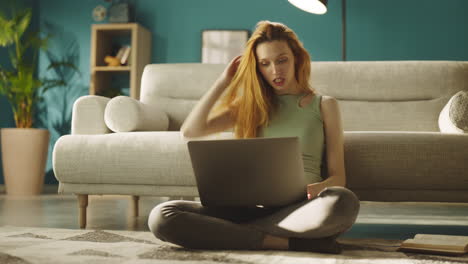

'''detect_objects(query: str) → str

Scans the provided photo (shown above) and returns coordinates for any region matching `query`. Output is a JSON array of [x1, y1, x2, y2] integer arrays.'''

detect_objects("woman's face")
[[256, 40, 298, 94]]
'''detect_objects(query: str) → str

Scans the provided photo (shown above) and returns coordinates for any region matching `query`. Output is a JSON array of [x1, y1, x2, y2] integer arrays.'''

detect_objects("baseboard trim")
[[0, 184, 59, 194]]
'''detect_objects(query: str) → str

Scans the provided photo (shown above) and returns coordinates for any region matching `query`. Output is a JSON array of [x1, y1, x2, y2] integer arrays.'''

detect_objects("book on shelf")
[[115, 46, 126, 62], [120, 45, 131, 65], [398, 234, 468, 255], [113, 45, 131, 66]]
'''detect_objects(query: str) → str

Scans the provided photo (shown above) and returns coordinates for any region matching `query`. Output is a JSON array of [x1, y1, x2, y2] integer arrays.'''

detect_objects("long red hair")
[[215, 21, 313, 138]]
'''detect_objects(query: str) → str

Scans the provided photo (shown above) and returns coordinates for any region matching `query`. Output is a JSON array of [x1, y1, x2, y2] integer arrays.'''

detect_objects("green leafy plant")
[[0, 7, 77, 128]]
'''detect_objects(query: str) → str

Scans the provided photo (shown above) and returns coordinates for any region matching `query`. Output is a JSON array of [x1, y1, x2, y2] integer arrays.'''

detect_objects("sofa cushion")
[[72, 95, 112, 135], [54, 131, 195, 185], [344, 132, 468, 192], [449, 91, 468, 129], [439, 91, 468, 133], [139, 62, 468, 131], [104, 96, 169, 132], [53, 131, 235, 186], [339, 97, 448, 131]]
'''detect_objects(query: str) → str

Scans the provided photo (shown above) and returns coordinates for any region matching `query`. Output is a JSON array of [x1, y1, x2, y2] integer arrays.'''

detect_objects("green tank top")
[[259, 93, 324, 184]]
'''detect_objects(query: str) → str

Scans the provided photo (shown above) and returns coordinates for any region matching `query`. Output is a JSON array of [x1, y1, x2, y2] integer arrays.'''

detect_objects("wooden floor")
[[1, 189, 468, 239], [0, 193, 169, 231]]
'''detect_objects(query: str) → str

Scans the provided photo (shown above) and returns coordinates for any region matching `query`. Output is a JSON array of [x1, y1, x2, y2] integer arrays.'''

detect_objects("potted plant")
[[0, 7, 76, 195]]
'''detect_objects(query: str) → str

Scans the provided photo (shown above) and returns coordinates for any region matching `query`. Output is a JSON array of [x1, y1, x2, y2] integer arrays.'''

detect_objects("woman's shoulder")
[[304, 93, 337, 109], [319, 95, 341, 120], [320, 95, 339, 108]]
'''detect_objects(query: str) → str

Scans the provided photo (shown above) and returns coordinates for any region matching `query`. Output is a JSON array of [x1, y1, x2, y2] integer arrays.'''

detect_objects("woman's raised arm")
[[180, 56, 241, 138]]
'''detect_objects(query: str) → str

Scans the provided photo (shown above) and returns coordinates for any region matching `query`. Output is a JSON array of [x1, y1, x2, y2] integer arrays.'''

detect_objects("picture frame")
[[201, 30, 249, 64]]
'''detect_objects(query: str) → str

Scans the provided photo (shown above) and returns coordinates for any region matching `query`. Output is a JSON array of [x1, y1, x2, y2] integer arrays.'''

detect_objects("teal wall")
[[137, 0, 342, 62], [1, 0, 468, 185], [347, 0, 468, 60]]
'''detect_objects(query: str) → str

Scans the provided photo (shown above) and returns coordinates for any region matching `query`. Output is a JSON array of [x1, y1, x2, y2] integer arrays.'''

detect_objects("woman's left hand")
[[307, 183, 326, 199]]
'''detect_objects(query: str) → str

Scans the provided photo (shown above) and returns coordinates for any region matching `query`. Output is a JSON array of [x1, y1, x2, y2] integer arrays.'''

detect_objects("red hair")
[[215, 21, 313, 138]]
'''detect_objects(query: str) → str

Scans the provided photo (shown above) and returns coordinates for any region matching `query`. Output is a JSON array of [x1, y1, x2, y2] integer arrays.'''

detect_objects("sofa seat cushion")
[[53, 131, 235, 186], [53, 131, 196, 185], [58, 182, 200, 197], [344, 132, 468, 191]]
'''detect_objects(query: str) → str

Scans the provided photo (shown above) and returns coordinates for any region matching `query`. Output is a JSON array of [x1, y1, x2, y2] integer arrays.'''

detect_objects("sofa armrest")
[[72, 95, 112, 135], [104, 96, 169, 132], [344, 132, 468, 194]]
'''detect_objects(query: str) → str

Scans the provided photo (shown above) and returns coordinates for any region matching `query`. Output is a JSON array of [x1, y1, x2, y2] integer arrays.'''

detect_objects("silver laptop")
[[187, 137, 307, 207]]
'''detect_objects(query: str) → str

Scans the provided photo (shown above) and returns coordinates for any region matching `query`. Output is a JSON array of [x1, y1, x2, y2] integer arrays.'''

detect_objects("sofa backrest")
[[140, 61, 468, 131]]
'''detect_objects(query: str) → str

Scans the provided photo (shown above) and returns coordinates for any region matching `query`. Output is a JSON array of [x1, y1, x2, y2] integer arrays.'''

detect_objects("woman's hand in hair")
[[219, 55, 242, 85]]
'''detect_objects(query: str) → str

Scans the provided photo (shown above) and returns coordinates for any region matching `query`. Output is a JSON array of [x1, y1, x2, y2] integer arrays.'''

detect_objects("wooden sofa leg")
[[77, 194, 88, 229], [132, 195, 139, 217]]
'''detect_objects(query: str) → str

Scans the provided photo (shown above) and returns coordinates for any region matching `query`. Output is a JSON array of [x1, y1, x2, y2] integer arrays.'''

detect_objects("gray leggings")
[[148, 186, 360, 250]]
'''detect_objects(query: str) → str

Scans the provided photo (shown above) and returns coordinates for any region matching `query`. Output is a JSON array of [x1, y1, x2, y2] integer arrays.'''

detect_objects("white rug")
[[1, 226, 467, 264]]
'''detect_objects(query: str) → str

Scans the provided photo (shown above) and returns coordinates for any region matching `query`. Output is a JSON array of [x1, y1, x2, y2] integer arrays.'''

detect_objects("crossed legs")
[[148, 186, 360, 251]]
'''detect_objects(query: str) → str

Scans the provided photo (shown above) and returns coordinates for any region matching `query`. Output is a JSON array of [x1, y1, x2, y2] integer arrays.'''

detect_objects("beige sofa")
[[53, 61, 468, 228]]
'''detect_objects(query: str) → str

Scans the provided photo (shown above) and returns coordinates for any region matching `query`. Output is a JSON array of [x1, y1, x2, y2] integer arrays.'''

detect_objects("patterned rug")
[[1, 226, 467, 264]]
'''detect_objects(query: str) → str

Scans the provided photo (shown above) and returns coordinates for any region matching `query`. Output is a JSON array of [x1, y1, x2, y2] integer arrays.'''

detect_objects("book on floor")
[[398, 234, 468, 255]]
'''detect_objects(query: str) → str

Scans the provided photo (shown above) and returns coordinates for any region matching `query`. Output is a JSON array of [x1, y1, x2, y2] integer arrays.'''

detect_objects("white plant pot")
[[1, 128, 50, 196]]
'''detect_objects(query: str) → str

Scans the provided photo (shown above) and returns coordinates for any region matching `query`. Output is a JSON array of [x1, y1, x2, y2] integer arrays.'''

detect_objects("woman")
[[148, 21, 360, 253]]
